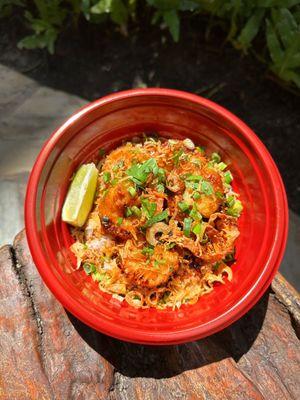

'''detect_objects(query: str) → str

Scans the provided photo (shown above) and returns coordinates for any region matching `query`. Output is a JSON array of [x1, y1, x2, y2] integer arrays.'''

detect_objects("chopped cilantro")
[[126, 158, 158, 185], [141, 198, 157, 219], [143, 210, 169, 228]]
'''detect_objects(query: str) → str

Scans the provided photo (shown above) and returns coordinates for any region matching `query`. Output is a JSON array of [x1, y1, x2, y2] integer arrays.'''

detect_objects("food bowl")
[[25, 88, 288, 345]]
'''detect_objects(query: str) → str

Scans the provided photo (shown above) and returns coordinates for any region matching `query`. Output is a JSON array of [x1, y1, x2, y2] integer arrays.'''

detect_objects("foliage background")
[[1, 0, 300, 90]]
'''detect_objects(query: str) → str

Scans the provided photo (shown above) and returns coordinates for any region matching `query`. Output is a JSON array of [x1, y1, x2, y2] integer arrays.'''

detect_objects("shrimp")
[[120, 240, 179, 288], [201, 213, 239, 263]]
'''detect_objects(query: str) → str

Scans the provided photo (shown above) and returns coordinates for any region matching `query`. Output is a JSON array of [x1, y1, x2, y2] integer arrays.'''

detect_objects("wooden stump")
[[0, 230, 299, 400]]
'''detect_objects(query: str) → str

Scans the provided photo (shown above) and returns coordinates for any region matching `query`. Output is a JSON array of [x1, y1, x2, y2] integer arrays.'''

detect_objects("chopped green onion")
[[224, 170, 233, 184], [226, 195, 235, 208], [117, 217, 123, 226], [103, 171, 111, 183], [211, 152, 221, 163], [200, 180, 214, 195], [213, 261, 221, 272], [99, 148, 105, 157], [128, 186, 137, 197], [83, 263, 96, 275], [215, 191, 224, 199], [92, 272, 105, 282], [166, 242, 176, 250], [217, 162, 227, 171], [183, 217, 192, 237], [111, 177, 119, 186], [196, 146, 205, 154], [172, 149, 184, 166], [142, 246, 154, 256], [227, 199, 243, 217], [131, 206, 141, 218], [201, 233, 209, 244], [185, 174, 203, 182], [190, 205, 202, 221], [192, 191, 201, 200], [143, 210, 169, 228], [125, 207, 133, 217], [192, 223, 203, 235], [178, 201, 190, 213], [156, 183, 165, 193], [224, 252, 235, 262]]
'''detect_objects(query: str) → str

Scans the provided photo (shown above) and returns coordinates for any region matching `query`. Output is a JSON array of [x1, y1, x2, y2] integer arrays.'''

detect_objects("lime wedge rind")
[[62, 163, 98, 227]]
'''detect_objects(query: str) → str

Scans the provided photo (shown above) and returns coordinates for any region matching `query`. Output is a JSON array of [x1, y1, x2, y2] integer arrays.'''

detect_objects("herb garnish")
[[143, 210, 169, 228]]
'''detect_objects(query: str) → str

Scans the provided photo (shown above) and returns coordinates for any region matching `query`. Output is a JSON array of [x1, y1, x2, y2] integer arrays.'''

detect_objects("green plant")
[[1, 0, 300, 90]]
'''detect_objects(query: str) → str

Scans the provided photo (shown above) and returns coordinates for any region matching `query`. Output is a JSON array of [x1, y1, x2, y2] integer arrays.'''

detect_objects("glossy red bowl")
[[25, 88, 288, 345]]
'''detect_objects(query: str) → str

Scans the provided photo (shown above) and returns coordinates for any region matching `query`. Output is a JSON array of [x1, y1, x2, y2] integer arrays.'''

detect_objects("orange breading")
[[120, 240, 179, 288]]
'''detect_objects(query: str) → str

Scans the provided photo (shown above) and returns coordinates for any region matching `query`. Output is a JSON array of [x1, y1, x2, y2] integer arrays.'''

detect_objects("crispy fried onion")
[[200, 213, 239, 263]]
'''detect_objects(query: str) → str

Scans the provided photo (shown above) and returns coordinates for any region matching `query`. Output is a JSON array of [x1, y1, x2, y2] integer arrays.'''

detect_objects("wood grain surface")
[[0, 230, 299, 400]]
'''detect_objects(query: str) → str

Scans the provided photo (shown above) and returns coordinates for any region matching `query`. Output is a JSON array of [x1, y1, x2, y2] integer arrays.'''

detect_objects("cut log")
[[0, 230, 299, 400]]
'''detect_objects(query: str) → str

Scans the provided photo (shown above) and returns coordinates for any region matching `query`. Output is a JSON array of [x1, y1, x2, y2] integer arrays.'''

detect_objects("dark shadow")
[[66, 290, 269, 379]]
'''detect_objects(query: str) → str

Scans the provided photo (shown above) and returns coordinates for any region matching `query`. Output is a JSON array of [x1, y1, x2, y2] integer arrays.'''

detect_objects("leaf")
[[91, 0, 127, 24], [143, 210, 169, 228], [278, 69, 300, 88], [91, 0, 113, 14], [236, 8, 265, 50], [126, 158, 158, 185], [178, 0, 201, 11], [272, 8, 297, 48], [141, 198, 157, 219], [258, 0, 300, 7], [111, 0, 128, 24], [147, 0, 180, 11], [266, 18, 284, 65], [18, 27, 58, 54]]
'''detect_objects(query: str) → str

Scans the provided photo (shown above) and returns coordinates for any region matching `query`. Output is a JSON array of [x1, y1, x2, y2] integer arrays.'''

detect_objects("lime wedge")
[[62, 163, 98, 227]]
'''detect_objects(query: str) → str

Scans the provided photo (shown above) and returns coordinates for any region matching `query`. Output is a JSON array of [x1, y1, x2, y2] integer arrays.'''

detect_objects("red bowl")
[[25, 88, 288, 345]]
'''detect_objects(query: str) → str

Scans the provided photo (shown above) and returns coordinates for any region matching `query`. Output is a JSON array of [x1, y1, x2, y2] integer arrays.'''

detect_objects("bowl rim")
[[25, 88, 288, 345]]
